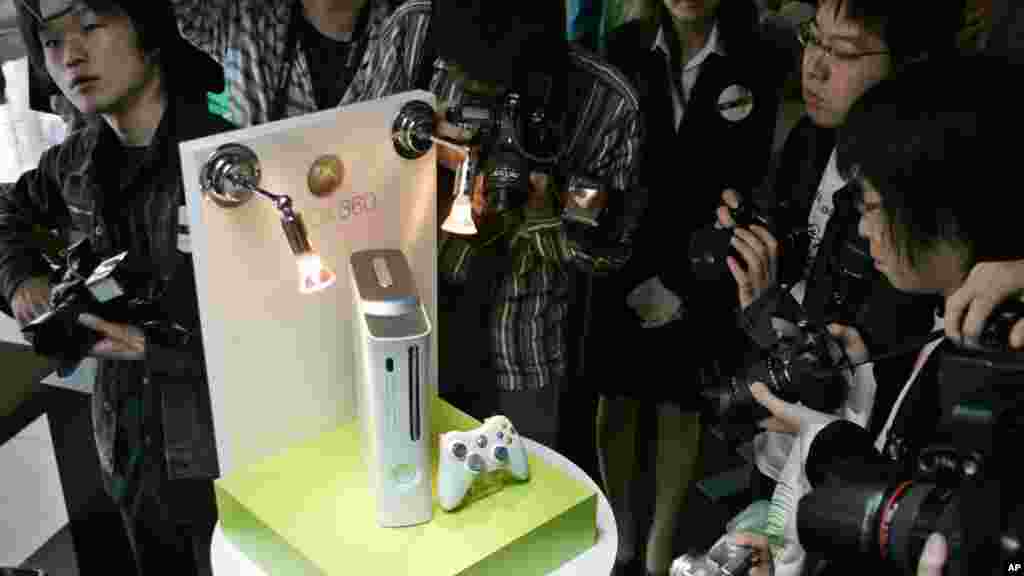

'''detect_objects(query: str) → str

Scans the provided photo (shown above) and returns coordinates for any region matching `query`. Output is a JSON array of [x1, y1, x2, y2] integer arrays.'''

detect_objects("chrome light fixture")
[[392, 100, 477, 235], [200, 143, 337, 294]]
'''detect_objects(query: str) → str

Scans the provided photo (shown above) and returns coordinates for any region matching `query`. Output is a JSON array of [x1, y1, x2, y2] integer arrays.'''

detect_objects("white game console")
[[351, 249, 433, 527], [438, 415, 530, 511]]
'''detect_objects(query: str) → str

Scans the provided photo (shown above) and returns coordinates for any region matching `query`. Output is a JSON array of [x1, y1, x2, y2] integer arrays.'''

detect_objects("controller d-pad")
[[494, 445, 509, 462], [476, 435, 488, 448], [451, 442, 468, 460], [467, 453, 485, 473]]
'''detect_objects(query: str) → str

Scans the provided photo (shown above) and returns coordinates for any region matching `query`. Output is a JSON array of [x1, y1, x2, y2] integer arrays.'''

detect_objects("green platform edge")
[[215, 397, 598, 575]]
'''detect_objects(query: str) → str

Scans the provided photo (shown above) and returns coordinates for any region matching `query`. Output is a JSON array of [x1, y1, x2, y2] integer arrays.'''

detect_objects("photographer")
[[713, 0, 962, 504], [0, 1, 233, 573], [592, 0, 789, 572], [429, 1, 643, 452], [746, 54, 1020, 575]]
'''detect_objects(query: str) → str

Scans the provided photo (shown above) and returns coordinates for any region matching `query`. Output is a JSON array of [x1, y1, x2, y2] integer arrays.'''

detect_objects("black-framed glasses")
[[797, 20, 890, 63]]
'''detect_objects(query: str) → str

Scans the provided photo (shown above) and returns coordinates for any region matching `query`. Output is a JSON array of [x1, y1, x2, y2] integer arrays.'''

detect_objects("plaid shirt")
[[433, 47, 643, 391], [171, 0, 432, 127]]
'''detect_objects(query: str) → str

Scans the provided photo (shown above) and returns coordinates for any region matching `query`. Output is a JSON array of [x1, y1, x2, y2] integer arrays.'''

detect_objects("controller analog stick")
[[452, 442, 468, 460]]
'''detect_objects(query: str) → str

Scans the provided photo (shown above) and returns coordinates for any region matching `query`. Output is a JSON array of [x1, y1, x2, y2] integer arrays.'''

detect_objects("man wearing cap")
[[0, 1, 233, 573], [169, 0, 434, 127]]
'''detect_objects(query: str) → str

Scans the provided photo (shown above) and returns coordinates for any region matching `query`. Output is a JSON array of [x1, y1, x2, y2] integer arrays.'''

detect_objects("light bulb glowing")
[[441, 193, 477, 235], [297, 252, 337, 294]]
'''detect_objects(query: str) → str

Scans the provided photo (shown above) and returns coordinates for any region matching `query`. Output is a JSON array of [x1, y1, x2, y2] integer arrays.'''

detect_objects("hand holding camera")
[[945, 260, 1024, 350], [716, 189, 781, 310], [11, 275, 52, 327], [691, 189, 786, 310], [18, 239, 160, 372]]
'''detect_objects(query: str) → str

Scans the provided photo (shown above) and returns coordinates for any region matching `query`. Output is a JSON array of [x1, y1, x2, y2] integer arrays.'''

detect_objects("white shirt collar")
[[652, 20, 725, 69]]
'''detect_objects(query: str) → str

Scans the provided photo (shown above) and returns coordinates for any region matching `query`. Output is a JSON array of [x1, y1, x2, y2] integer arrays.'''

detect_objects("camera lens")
[[798, 420, 970, 574]]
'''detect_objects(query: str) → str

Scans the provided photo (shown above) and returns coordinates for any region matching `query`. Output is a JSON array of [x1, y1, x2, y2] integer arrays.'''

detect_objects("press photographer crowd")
[[0, 0, 1021, 575]]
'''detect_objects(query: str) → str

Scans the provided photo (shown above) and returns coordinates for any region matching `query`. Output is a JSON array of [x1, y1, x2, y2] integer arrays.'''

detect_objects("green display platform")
[[216, 398, 598, 575]]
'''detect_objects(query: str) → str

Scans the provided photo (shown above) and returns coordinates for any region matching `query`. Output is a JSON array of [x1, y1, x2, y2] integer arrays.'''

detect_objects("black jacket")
[[605, 3, 786, 300], [586, 3, 787, 387], [0, 95, 234, 488], [773, 116, 939, 438]]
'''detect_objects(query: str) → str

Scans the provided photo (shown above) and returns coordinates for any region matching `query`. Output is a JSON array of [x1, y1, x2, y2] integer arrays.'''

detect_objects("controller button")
[[476, 435, 488, 448], [496, 431, 504, 441], [494, 445, 509, 462], [451, 442, 468, 460], [467, 453, 485, 473]]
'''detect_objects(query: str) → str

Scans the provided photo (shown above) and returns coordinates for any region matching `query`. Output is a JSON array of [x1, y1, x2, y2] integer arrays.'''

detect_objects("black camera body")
[[21, 239, 156, 374], [701, 284, 852, 443], [797, 315, 1024, 576], [445, 86, 559, 216], [688, 198, 809, 285], [702, 313, 849, 443], [445, 82, 642, 275]]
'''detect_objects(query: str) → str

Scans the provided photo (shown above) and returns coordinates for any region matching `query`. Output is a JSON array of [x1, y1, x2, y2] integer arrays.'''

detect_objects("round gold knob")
[[307, 154, 344, 198]]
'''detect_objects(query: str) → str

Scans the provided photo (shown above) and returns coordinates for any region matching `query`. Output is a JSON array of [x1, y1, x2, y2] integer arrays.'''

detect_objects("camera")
[[671, 537, 758, 576], [21, 239, 157, 374], [444, 81, 643, 275], [701, 310, 849, 443], [796, 306, 1024, 575], [700, 284, 855, 443], [688, 197, 809, 285], [445, 85, 559, 216]]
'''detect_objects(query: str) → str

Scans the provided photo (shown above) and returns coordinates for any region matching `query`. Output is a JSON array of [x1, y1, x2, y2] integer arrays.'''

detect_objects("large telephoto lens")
[[798, 420, 965, 575]]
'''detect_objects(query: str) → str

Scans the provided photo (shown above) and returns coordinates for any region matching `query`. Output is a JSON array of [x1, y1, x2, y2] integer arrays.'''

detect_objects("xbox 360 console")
[[351, 249, 432, 527]]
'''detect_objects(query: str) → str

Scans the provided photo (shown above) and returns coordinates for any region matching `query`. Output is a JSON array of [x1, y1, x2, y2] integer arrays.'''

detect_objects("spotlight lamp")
[[392, 100, 477, 235], [200, 143, 337, 294]]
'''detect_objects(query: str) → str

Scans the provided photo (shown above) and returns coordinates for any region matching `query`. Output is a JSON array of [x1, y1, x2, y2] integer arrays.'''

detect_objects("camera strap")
[[844, 329, 947, 371]]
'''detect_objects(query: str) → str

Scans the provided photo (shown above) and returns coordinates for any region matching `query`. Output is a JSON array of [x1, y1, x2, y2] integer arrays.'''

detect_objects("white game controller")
[[438, 415, 530, 511]]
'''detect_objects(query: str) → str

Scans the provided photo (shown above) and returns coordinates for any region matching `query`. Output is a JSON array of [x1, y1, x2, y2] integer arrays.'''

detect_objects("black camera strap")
[[844, 329, 946, 370]]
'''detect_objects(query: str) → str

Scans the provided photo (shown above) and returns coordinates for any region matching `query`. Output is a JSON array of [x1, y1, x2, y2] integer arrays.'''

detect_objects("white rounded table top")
[[211, 436, 617, 576]]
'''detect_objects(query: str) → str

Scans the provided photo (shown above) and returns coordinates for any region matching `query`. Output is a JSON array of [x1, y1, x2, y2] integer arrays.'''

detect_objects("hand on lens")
[[716, 188, 743, 229], [945, 260, 1024, 349], [12, 276, 52, 327], [470, 172, 488, 218], [826, 323, 870, 366], [78, 313, 146, 361], [730, 532, 775, 576], [750, 382, 800, 435], [727, 224, 780, 310]]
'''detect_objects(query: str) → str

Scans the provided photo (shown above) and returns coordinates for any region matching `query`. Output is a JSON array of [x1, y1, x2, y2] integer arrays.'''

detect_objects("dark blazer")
[[585, 2, 788, 399]]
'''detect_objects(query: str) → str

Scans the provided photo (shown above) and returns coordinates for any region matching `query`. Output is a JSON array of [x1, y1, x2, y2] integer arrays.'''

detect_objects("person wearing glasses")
[[712, 1, 963, 574]]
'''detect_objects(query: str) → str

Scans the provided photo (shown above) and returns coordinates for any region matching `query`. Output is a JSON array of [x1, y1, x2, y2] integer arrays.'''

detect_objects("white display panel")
[[179, 91, 437, 474]]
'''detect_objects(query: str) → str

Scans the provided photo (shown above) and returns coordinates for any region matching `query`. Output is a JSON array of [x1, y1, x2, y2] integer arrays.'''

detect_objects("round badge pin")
[[308, 154, 344, 198], [717, 84, 754, 123]]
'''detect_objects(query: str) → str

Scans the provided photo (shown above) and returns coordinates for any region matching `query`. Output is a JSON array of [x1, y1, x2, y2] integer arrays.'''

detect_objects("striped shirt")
[[433, 46, 643, 391], [171, 0, 432, 127]]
